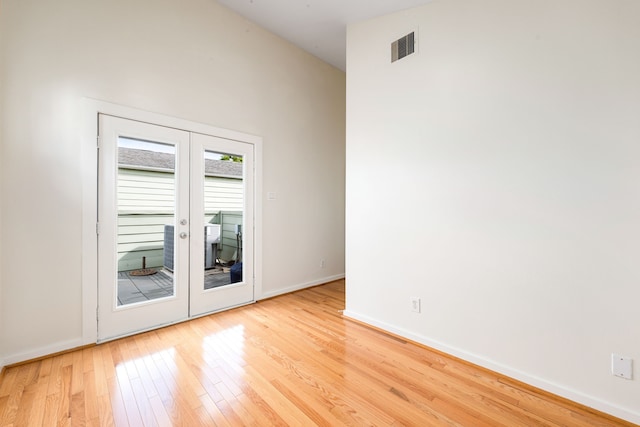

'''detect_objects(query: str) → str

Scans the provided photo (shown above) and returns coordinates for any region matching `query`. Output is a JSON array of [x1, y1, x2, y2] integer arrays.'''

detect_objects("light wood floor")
[[0, 280, 634, 426]]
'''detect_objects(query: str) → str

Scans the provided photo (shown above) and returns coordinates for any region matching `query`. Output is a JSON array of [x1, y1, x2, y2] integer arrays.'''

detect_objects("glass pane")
[[116, 137, 176, 306], [202, 150, 244, 289]]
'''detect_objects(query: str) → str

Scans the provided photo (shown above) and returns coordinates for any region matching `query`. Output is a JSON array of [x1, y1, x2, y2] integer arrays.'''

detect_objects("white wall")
[[0, 136, 3, 371], [0, 4, 6, 370], [0, 0, 345, 363], [345, 0, 640, 423]]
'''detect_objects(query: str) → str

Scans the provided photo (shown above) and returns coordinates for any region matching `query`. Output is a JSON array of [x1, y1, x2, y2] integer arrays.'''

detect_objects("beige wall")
[[346, 0, 640, 423], [0, 113, 3, 369], [0, 0, 345, 362], [0, 0, 6, 370]]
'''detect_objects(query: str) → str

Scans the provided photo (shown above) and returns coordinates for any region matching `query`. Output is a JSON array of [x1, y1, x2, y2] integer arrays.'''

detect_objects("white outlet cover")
[[410, 297, 421, 313], [611, 354, 633, 380]]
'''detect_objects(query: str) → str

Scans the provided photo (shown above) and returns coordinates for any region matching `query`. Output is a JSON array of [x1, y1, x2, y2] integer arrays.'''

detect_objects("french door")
[[98, 114, 254, 341]]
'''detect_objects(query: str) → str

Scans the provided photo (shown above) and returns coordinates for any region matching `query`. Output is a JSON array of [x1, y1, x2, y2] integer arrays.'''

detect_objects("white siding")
[[118, 169, 175, 214], [117, 214, 172, 271], [204, 176, 243, 213], [117, 168, 242, 270]]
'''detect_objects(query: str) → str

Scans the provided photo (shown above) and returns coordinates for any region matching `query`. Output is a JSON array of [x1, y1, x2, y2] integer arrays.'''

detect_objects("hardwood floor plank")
[[236, 384, 289, 427], [83, 371, 100, 422], [106, 377, 129, 427], [41, 392, 62, 427], [268, 376, 344, 426], [0, 396, 8, 425], [0, 369, 18, 398], [148, 395, 172, 427], [96, 394, 115, 427], [130, 377, 158, 427], [198, 394, 231, 427], [55, 364, 72, 426], [223, 394, 259, 426], [92, 346, 109, 398], [169, 391, 211, 427], [25, 370, 48, 426], [193, 404, 216, 426], [12, 386, 36, 427], [211, 398, 244, 426], [70, 391, 86, 426], [117, 340, 139, 385], [240, 364, 314, 426], [0, 280, 636, 426], [114, 368, 144, 426]]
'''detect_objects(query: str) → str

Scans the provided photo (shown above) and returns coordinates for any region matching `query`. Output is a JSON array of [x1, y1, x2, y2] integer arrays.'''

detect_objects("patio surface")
[[117, 268, 233, 305]]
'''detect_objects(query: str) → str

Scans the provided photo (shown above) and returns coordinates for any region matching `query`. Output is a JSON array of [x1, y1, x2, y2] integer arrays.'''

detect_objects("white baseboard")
[[259, 273, 345, 300], [343, 310, 640, 426], [2, 338, 86, 367]]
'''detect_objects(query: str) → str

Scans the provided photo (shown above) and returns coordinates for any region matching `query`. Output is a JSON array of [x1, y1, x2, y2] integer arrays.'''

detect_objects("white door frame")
[[81, 99, 263, 345]]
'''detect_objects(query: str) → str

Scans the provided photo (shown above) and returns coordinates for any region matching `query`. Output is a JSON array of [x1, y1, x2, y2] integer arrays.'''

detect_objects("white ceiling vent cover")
[[391, 32, 415, 63]]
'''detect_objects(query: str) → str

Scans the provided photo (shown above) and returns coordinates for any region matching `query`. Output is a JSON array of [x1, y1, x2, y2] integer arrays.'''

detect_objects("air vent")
[[391, 32, 415, 63]]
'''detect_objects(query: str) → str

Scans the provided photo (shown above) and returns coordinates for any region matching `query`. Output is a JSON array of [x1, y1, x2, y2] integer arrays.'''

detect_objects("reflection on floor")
[[117, 269, 232, 306]]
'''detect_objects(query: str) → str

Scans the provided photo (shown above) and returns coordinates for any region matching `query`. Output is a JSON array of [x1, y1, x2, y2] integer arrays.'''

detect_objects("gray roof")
[[118, 147, 243, 178]]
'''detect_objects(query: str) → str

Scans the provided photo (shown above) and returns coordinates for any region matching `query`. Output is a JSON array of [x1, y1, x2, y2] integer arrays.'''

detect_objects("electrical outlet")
[[410, 297, 421, 313], [320, 259, 326, 269], [612, 354, 633, 380]]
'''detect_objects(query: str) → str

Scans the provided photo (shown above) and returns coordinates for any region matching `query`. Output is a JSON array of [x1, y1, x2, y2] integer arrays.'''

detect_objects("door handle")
[[179, 232, 188, 239]]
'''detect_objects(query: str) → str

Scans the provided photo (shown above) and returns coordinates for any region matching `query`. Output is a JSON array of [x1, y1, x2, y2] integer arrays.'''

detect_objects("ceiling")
[[216, 0, 433, 71]]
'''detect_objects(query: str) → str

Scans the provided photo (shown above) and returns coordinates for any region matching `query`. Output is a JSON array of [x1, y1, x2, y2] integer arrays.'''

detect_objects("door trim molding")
[[81, 99, 263, 345]]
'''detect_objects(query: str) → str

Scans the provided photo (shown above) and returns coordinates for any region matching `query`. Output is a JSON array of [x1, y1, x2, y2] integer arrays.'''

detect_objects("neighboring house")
[[117, 147, 244, 270]]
